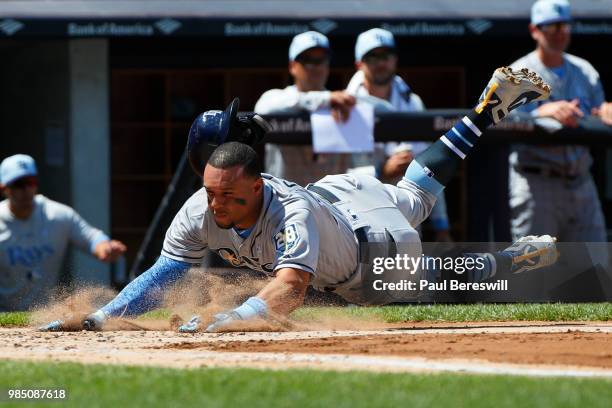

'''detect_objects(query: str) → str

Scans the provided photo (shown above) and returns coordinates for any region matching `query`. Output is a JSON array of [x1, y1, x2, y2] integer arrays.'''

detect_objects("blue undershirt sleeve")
[[100, 255, 193, 317]]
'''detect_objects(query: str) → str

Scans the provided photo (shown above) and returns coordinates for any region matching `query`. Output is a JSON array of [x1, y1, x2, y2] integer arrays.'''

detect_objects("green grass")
[[0, 311, 29, 327], [139, 309, 172, 320], [2, 303, 611, 328], [0, 360, 611, 408], [292, 302, 612, 323], [0, 309, 172, 328]]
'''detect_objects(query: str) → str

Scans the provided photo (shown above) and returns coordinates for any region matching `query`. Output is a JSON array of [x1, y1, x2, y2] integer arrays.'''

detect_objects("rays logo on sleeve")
[[274, 224, 300, 256]]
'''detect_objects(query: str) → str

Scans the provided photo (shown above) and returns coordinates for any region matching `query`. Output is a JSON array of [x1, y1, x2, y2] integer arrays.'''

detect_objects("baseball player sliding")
[[41, 67, 558, 333]]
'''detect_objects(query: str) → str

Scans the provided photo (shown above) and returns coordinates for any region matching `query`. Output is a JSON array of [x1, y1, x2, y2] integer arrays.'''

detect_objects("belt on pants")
[[306, 183, 399, 294], [518, 166, 580, 181]]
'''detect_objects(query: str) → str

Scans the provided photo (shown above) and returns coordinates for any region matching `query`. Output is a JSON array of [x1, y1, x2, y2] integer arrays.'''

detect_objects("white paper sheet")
[[310, 103, 375, 153]]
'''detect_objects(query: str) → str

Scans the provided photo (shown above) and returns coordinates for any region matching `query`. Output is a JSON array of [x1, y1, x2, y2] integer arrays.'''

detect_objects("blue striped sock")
[[439, 116, 483, 159]]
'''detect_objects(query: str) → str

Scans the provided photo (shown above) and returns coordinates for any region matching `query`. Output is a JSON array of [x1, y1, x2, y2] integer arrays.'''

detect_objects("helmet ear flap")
[[226, 95, 273, 146], [186, 97, 273, 177], [247, 114, 273, 145], [231, 113, 273, 146], [225, 97, 240, 126]]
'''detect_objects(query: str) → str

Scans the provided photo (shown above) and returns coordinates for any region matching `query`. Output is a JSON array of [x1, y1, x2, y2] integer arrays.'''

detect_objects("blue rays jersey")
[[0, 195, 109, 310]]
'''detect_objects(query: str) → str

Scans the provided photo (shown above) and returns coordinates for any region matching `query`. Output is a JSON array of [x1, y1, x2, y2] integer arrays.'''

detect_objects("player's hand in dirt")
[[177, 312, 241, 333], [178, 315, 202, 333], [94, 239, 127, 262], [205, 312, 240, 333]]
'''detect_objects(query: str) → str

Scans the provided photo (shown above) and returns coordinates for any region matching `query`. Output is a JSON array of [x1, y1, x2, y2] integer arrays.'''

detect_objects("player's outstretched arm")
[[254, 268, 311, 315], [39, 255, 192, 331], [98, 255, 192, 318], [180, 268, 311, 333]]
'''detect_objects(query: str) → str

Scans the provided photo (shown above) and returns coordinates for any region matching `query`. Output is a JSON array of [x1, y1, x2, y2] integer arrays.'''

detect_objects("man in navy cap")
[[254, 31, 357, 186], [0, 154, 126, 310], [508, 0, 612, 248]]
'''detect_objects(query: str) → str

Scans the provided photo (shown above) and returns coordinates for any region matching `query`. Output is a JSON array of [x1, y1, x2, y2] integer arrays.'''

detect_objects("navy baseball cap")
[[355, 28, 396, 61], [0, 154, 38, 186], [531, 0, 572, 26], [288, 31, 330, 61]]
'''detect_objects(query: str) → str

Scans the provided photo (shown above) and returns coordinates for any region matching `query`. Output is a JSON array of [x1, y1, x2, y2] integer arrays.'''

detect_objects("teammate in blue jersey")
[[1, 154, 126, 311], [41, 67, 559, 333]]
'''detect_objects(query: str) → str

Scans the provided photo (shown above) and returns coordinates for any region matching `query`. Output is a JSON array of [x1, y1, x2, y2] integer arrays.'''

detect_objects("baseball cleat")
[[178, 315, 202, 333], [476, 67, 551, 124], [502, 235, 559, 274]]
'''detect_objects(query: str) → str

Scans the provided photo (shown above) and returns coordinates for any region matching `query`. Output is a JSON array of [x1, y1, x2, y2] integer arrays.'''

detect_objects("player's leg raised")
[[404, 67, 550, 193]]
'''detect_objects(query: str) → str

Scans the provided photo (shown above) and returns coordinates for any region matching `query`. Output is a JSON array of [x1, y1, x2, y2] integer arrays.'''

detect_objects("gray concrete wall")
[[69, 39, 110, 285]]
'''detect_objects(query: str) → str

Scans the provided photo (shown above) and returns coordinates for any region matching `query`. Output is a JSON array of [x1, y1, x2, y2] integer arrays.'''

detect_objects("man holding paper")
[[254, 31, 357, 186]]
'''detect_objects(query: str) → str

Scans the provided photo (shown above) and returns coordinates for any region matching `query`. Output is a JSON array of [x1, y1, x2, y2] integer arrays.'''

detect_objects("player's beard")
[[372, 72, 394, 86], [212, 211, 235, 229], [213, 218, 234, 229]]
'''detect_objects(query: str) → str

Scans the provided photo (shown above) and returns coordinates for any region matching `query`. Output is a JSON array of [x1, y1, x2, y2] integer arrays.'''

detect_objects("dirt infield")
[[174, 331, 612, 369], [1, 322, 611, 377]]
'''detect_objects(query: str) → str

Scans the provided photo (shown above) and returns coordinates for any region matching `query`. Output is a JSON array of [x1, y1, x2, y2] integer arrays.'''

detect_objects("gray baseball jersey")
[[162, 174, 359, 290], [510, 51, 605, 175], [162, 173, 434, 298], [0, 195, 109, 311], [508, 51, 607, 243]]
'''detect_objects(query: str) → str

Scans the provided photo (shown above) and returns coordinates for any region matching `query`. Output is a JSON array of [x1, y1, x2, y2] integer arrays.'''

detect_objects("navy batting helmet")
[[187, 97, 272, 176]]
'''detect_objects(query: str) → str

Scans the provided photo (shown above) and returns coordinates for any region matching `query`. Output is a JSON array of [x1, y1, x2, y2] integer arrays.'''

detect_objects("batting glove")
[[205, 296, 268, 333], [204, 312, 240, 333], [178, 315, 202, 333]]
